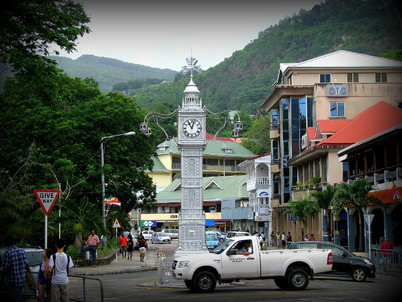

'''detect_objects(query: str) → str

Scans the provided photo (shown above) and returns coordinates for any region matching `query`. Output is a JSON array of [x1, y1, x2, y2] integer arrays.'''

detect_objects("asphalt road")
[[68, 270, 402, 302], [66, 240, 402, 302]]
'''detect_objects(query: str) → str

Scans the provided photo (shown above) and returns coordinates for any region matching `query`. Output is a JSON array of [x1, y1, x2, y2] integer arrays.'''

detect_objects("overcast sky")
[[58, 0, 323, 71]]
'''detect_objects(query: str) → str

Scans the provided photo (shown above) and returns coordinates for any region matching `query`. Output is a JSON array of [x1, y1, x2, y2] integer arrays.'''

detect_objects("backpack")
[[52, 253, 71, 276], [127, 240, 134, 252]]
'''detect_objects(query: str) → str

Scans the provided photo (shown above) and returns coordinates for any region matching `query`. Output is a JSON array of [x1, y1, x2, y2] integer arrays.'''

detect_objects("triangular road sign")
[[112, 218, 121, 228], [34, 189, 60, 216]]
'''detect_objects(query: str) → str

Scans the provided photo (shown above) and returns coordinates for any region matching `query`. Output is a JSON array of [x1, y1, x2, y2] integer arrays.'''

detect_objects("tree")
[[284, 198, 319, 239], [0, 0, 90, 76], [333, 178, 382, 252], [241, 115, 271, 155], [0, 70, 157, 244], [311, 185, 337, 240]]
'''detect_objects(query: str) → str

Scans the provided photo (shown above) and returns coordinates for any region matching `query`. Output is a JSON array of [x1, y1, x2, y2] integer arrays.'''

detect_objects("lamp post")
[[101, 131, 136, 244]]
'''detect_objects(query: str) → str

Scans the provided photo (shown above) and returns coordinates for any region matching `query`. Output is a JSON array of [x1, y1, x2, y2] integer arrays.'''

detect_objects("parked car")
[[287, 241, 376, 282], [161, 229, 179, 239], [206, 228, 226, 240], [0, 246, 44, 299], [142, 230, 155, 241], [226, 231, 251, 238], [205, 231, 221, 250], [151, 232, 172, 244]]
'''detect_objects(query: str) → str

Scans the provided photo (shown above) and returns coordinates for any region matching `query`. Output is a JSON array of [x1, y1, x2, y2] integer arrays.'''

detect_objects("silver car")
[[161, 229, 179, 239], [151, 232, 172, 244]]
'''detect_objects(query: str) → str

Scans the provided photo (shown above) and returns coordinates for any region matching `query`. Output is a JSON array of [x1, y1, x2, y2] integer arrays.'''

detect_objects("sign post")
[[112, 218, 122, 262], [364, 214, 375, 260], [34, 189, 60, 248]]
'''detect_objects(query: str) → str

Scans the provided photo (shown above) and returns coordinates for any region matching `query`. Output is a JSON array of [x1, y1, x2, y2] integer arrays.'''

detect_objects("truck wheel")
[[193, 271, 216, 293], [351, 267, 367, 282], [185, 280, 195, 291], [274, 277, 289, 290], [287, 268, 309, 290]]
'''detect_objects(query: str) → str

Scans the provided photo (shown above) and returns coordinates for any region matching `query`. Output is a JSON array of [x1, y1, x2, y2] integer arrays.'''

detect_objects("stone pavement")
[[72, 248, 158, 276]]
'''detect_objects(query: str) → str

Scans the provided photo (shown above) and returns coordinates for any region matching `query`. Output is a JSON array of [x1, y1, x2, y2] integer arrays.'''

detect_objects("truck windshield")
[[210, 239, 234, 254]]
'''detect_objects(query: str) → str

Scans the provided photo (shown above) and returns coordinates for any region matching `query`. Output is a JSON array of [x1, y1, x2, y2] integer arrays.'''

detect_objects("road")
[[68, 240, 402, 302]]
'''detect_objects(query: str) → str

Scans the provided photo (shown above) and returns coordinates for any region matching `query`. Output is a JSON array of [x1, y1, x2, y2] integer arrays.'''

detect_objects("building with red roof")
[[289, 101, 402, 185], [260, 50, 402, 246]]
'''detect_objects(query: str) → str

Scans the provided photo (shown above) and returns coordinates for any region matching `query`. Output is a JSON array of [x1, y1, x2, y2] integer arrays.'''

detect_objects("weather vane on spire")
[[182, 55, 202, 76]]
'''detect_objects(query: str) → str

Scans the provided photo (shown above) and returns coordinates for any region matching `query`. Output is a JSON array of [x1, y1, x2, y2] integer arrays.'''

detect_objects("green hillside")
[[131, 0, 402, 113], [51, 55, 178, 92]]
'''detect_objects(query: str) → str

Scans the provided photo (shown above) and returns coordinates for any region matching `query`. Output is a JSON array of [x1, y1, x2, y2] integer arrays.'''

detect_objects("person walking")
[[270, 231, 275, 247], [309, 234, 315, 241], [127, 234, 134, 260], [119, 233, 128, 259], [1, 235, 34, 302], [49, 238, 74, 302], [81, 230, 100, 266], [380, 238, 393, 272], [36, 249, 53, 302], [281, 232, 287, 248], [276, 232, 281, 248], [137, 236, 148, 262], [286, 232, 292, 242]]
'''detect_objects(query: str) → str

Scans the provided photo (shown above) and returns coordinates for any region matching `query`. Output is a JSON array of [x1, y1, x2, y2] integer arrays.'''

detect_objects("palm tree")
[[333, 178, 382, 252], [58, 197, 101, 249], [284, 198, 319, 239], [311, 185, 337, 241]]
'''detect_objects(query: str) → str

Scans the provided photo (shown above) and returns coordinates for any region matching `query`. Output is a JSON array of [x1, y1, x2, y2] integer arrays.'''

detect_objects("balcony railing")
[[350, 166, 401, 185], [171, 163, 246, 172], [256, 176, 269, 185]]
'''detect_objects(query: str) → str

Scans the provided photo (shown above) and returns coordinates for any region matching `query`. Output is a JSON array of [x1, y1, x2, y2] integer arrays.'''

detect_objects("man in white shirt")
[[49, 239, 74, 302]]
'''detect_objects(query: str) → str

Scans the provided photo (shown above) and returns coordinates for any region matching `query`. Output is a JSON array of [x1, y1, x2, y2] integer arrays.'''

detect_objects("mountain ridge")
[[51, 54, 178, 92]]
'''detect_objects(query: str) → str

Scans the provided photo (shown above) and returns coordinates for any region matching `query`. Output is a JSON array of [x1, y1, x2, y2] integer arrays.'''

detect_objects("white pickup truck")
[[171, 236, 333, 292]]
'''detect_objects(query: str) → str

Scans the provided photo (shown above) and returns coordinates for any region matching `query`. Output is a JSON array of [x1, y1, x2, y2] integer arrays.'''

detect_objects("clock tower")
[[176, 57, 208, 254]]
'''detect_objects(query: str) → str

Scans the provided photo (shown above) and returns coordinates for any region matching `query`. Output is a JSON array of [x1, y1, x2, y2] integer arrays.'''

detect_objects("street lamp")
[[101, 131, 136, 244]]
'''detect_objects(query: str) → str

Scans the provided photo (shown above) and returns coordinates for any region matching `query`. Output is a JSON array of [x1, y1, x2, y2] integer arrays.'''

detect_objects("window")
[[375, 73, 387, 82], [347, 73, 359, 82], [397, 101, 402, 109], [330, 102, 345, 117], [320, 73, 331, 83]]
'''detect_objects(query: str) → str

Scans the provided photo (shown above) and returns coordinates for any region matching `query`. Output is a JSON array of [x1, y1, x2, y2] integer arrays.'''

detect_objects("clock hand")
[[189, 121, 194, 129]]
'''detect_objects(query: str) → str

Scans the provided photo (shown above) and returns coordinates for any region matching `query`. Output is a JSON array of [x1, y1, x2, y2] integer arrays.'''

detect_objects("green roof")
[[156, 175, 248, 203], [149, 156, 171, 173], [156, 138, 256, 158]]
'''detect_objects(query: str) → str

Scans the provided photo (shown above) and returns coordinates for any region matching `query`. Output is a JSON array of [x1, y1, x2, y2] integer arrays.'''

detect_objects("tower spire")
[[182, 56, 202, 110]]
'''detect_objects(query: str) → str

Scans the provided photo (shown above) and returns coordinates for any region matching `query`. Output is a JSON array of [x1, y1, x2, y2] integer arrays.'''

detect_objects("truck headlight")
[[177, 261, 190, 268]]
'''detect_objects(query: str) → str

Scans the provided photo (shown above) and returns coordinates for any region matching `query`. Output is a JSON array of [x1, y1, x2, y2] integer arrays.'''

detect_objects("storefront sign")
[[140, 220, 156, 227]]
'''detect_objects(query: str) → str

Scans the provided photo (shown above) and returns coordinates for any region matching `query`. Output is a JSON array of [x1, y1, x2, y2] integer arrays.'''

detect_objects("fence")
[[371, 249, 402, 274], [156, 252, 184, 286]]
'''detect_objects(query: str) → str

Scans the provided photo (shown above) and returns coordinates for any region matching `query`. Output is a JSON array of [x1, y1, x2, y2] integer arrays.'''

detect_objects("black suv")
[[287, 241, 376, 282]]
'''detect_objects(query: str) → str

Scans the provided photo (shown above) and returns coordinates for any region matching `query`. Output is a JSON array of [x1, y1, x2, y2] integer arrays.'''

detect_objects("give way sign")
[[34, 189, 60, 215]]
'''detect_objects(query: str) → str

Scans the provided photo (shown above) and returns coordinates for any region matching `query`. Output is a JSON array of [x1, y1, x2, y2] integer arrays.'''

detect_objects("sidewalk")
[[72, 248, 158, 276]]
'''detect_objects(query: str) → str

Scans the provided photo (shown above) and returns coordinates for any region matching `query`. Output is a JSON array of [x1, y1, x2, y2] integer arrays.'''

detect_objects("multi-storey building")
[[146, 135, 256, 192], [238, 154, 272, 237], [260, 50, 402, 241], [338, 123, 402, 251], [140, 175, 249, 231], [289, 101, 402, 249]]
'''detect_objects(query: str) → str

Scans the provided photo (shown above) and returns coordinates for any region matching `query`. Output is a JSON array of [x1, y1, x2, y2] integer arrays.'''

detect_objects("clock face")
[[183, 118, 202, 138]]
